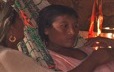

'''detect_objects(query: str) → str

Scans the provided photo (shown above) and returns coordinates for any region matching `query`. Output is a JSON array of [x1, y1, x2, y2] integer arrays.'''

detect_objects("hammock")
[[14, 0, 56, 70]]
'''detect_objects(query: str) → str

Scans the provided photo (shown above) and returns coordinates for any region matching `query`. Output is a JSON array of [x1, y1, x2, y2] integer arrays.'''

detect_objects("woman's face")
[[45, 15, 79, 48]]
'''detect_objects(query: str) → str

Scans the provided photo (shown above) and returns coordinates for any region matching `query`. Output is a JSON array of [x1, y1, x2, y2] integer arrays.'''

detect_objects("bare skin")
[[44, 15, 114, 72]]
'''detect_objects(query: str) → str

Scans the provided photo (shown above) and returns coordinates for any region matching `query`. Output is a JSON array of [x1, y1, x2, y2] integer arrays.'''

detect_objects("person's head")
[[0, 1, 24, 49], [38, 5, 79, 48]]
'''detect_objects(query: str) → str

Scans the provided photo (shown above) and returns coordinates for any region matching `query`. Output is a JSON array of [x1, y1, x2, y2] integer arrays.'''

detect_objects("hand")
[[84, 37, 114, 48]]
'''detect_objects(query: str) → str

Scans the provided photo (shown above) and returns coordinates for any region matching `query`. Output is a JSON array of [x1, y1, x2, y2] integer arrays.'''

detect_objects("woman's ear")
[[44, 28, 49, 35]]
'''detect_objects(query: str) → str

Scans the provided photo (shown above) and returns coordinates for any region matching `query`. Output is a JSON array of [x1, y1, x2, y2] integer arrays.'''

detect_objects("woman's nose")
[[68, 28, 76, 35]]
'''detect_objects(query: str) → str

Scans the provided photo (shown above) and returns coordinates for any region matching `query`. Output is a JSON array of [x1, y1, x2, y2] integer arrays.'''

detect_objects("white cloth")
[[49, 48, 114, 72], [49, 50, 82, 72], [0, 46, 54, 72]]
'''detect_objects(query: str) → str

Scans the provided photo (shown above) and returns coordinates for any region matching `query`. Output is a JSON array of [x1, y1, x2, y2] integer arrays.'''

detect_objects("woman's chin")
[[64, 44, 74, 48]]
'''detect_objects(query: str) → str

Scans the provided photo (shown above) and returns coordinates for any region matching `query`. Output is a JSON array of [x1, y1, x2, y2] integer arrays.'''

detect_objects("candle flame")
[[97, 15, 103, 36]]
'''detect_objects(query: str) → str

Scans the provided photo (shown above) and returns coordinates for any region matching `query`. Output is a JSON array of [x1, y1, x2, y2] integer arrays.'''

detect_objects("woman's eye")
[[74, 24, 79, 28], [61, 24, 68, 28], [64, 24, 68, 28]]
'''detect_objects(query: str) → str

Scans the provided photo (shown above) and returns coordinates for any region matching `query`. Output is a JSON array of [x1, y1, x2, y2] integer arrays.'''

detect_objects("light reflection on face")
[[45, 15, 79, 48]]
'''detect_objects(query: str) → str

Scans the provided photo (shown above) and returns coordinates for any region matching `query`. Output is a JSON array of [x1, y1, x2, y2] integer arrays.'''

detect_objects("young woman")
[[37, 5, 114, 72]]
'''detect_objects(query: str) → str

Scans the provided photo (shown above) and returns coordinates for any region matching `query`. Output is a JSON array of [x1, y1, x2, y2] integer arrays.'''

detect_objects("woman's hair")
[[0, 1, 16, 42], [37, 4, 78, 42]]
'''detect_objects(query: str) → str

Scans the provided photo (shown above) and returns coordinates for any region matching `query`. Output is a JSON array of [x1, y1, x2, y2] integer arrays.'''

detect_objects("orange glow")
[[93, 46, 99, 50], [100, 33, 114, 39], [88, 0, 96, 38], [88, 0, 103, 38], [97, 15, 103, 36], [96, 0, 103, 36]]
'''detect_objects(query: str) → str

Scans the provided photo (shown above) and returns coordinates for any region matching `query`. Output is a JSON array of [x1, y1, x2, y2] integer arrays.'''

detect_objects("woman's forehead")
[[53, 15, 78, 24]]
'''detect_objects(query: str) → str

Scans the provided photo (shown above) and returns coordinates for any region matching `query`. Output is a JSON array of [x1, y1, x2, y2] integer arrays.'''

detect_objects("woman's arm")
[[69, 48, 114, 72], [69, 55, 98, 72]]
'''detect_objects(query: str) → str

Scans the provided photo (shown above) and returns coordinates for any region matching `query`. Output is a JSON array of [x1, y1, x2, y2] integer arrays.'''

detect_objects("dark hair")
[[37, 5, 78, 42]]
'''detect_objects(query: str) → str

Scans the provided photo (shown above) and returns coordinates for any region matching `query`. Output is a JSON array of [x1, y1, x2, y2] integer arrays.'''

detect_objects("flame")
[[88, 0, 103, 38], [88, 0, 96, 38], [97, 0, 103, 36], [97, 15, 103, 36]]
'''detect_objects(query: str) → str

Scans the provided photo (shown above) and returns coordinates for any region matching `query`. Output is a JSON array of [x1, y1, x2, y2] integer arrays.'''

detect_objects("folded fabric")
[[0, 46, 54, 72]]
